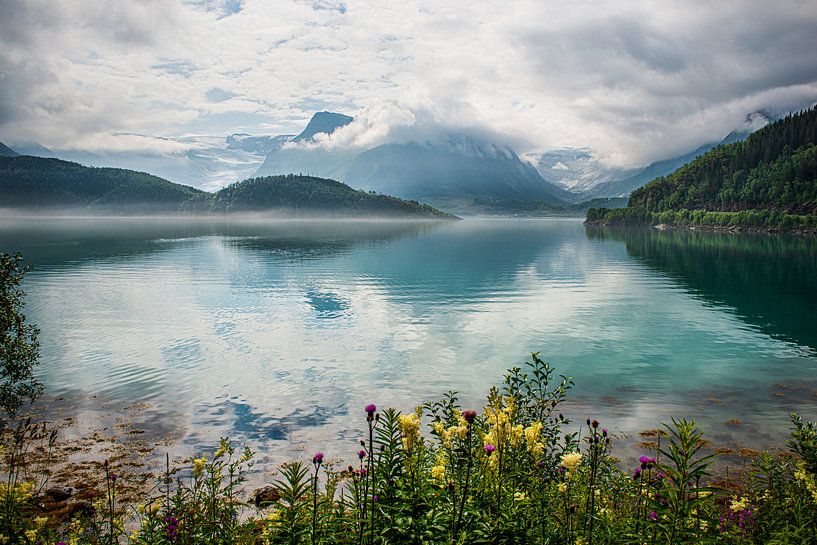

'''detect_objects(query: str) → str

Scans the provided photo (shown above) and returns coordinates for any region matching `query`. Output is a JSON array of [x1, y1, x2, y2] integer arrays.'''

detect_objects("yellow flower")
[[34, 516, 48, 528], [514, 491, 528, 502], [524, 421, 543, 446], [192, 457, 207, 478], [24, 530, 37, 542], [558, 482, 568, 494], [398, 413, 421, 451], [729, 496, 749, 512], [431, 465, 446, 482], [561, 452, 582, 472], [433, 422, 445, 436]]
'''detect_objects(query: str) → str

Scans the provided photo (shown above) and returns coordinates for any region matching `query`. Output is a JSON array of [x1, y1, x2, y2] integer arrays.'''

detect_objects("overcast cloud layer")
[[1, 0, 816, 167]]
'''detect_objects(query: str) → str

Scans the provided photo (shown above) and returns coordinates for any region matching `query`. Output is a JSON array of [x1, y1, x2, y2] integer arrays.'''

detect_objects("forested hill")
[[587, 106, 817, 231], [0, 155, 455, 218], [212, 175, 456, 218], [629, 106, 817, 214], [0, 155, 208, 211]]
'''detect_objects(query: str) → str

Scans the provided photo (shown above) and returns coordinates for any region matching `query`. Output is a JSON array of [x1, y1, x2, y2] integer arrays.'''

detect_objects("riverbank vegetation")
[[587, 106, 817, 232], [0, 355, 815, 544]]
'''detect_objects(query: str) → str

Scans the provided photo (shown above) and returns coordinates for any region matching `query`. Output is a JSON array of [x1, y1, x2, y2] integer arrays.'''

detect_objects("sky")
[[1, 0, 816, 168]]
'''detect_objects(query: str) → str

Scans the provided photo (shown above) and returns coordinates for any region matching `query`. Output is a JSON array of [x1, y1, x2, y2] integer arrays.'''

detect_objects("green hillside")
[[212, 175, 456, 218], [0, 155, 455, 218], [587, 106, 817, 232], [0, 155, 208, 211]]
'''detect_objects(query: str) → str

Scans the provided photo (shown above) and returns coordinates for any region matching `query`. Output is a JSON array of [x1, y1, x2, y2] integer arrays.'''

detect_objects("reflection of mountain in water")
[[587, 226, 817, 352]]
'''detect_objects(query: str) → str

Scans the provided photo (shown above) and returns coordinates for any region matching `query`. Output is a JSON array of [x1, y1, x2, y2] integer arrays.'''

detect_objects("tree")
[[0, 253, 42, 420]]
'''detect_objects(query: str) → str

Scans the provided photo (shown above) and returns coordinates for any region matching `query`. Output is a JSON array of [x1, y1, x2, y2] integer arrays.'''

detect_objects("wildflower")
[[514, 491, 528, 502], [633, 467, 642, 479], [24, 530, 37, 542], [649, 511, 657, 521], [192, 457, 207, 478], [431, 465, 446, 482], [561, 452, 582, 472], [730, 497, 749, 512], [358, 449, 367, 460], [433, 421, 445, 435], [639, 455, 656, 468], [558, 482, 568, 494], [484, 444, 497, 454], [365, 403, 377, 415], [463, 410, 477, 424], [591, 419, 599, 428], [372, 495, 379, 502], [524, 421, 543, 448], [398, 413, 421, 451], [110, 473, 118, 482], [312, 452, 324, 465]]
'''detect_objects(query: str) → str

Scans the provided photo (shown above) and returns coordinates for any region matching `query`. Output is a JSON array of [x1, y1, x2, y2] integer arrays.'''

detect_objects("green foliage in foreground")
[[2, 355, 817, 545], [0, 253, 42, 419], [586, 206, 817, 232]]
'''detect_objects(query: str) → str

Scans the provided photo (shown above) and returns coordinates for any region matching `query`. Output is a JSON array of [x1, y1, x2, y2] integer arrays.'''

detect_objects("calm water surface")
[[1, 217, 816, 469]]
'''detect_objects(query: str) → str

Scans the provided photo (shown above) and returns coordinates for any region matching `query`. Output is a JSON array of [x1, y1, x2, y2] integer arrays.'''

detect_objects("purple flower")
[[649, 511, 657, 521], [372, 495, 379, 502], [633, 467, 642, 479], [57, 542, 68, 545], [313, 452, 324, 464], [110, 473, 118, 482], [365, 404, 377, 415], [639, 456, 656, 465], [602, 428, 608, 436], [358, 449, 367, 460], [484, 444, 497, 454], [591, 419, 599, 429], [463, 410, 477, 424]]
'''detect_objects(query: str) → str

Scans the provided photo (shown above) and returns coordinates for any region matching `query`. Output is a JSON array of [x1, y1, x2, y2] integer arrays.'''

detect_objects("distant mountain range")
[[0, 153, 454, 218], [2, 108, 794, 215]]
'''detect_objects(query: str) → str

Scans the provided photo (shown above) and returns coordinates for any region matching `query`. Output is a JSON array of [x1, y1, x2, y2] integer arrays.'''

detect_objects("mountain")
[[527, 148, 636, 193], [0, 142, 18, 157], [581, 128, 753, 200], [0, 155, 455, 218], [46, 135, 271, 191], [587, 106, 817, 231], [226, 133, 293, 155], [532, 111, 773, 201], [256, 115, 572, 205], [7, 142, 57, 158], [292, 111, 352, 142]]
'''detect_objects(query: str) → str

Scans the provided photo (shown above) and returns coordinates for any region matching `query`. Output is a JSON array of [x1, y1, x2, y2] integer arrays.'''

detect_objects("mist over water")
[[1, 217, 815, 469]]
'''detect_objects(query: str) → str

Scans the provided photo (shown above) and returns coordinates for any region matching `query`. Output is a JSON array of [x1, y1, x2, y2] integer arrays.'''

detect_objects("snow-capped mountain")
[[525, 148, 636, 194]]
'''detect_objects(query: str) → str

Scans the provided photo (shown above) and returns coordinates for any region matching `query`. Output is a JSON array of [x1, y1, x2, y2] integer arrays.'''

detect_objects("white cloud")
[[1, 0, 816, 166]]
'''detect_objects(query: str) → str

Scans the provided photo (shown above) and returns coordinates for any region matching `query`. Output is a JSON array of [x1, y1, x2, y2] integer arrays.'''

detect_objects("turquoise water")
[[1, 217, 816, 466]]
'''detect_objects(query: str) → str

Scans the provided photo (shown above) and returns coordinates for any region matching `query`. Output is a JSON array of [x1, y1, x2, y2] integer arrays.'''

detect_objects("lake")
[[2, 216, 816, 471]]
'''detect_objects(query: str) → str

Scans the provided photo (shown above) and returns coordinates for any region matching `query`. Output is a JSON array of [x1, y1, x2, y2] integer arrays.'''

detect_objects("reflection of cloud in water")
[[6, 218, 817, 472]]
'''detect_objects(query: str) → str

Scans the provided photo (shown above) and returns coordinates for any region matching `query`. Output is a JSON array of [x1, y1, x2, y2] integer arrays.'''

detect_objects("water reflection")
[[0, 217, 815, 474], [586, 226, 817, 353]]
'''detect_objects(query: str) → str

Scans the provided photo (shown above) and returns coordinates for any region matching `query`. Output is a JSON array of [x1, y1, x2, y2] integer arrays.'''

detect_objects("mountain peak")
[[293, 111, 353, 142], [0, 141, 19, 157]]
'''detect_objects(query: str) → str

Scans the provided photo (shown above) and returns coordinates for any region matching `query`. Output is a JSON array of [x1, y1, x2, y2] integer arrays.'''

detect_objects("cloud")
[[0, 0, 816, 166]]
